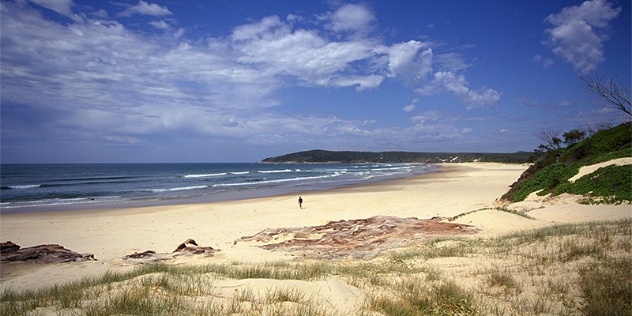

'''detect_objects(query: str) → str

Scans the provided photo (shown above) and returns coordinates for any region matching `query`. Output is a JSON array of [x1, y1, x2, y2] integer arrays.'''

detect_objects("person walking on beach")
[[298, 196, 303, 209]]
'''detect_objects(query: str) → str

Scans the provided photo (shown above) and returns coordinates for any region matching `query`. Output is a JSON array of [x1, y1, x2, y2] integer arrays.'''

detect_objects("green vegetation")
[[558, 164, 632, 204], [262, 150, 532, 163], [502, 122, 631, 203], [2, 219, 630, 316]]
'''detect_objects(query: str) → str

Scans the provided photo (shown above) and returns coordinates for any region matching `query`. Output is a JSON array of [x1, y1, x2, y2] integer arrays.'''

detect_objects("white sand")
[[1, 162, 630, 303]]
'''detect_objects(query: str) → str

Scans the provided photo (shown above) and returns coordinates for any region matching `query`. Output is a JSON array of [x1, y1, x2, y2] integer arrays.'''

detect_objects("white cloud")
[[29, 0, 83, 22], [543, 0, 621, 73], [375, 41, 499, 107], [1, 1, 503, 160], [323, 75, 384, 91], [403, 99, 419, 112], [411, 110, 440, 124], [532, 54, 554, 68], [434, 52, 469, 72], [120, 0, 172, 17], [326, 4, 375, 33], [149, 20, 170, 30], [377, 41, 433, 84], [559, 100, 572, 106], [416, 71, 501, 109], [231, 16, 284, 41], [91, 9, 108, 19], [29, 0, 73, 15], [232, 18, 377, 89]]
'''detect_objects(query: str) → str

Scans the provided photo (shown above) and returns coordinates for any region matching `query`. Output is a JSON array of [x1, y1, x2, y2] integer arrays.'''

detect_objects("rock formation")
[[172, 238, 219, 256], [123, 238, 220, 261], [0, 241, 95, 263], [237, 215, 478, 259]]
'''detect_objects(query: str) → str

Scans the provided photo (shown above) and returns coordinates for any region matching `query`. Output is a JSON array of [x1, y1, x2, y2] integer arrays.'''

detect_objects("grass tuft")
[[579, 257, 632, 316]]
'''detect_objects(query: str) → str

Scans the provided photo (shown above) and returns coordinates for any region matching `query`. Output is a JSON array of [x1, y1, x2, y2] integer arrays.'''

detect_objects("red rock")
[[237, 215, 478, 259]]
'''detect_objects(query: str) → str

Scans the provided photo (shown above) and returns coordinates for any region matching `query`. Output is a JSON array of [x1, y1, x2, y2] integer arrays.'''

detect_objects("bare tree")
[[536, 127, 562, 151], [579, 73, 632, 117]]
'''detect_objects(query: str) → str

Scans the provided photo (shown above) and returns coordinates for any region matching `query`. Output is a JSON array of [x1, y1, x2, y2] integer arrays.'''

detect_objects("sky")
[[1, 0, 630, 163]]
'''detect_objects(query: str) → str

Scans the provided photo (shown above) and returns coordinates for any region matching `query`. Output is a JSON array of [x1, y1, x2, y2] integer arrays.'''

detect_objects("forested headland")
[[261, 150, 532, 164]]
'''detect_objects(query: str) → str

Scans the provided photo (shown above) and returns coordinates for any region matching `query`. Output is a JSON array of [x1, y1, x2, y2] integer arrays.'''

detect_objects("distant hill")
[[261, 150, 532, 164], [502, 122, 631, 204]]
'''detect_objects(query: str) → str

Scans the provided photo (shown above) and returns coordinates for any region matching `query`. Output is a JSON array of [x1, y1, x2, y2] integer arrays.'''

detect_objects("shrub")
[[557, 165, 632, 204]]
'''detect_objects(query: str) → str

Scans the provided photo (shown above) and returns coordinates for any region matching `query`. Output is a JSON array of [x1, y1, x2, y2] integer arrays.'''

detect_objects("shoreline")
[[2, 162, 630, 293], [0, 163, 438, 214]]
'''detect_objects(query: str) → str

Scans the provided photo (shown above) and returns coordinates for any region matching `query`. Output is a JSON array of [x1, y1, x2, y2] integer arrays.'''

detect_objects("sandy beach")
[[1, 162, 630, 314]]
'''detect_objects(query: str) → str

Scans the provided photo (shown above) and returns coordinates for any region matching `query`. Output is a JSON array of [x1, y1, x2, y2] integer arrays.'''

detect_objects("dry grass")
[[1, 218, 630, 315]]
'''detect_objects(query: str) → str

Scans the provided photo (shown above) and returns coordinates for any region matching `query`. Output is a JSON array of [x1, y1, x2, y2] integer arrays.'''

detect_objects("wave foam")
[[1, 184, 41, 190], [214, 174, 336, 187], [183, 173, 227, 178], [258, 169, 292, 174], [151, 185, 208, 193]]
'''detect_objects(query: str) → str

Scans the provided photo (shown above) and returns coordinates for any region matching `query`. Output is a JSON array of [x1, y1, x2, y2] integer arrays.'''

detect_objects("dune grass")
[[1, 219, 630, 316]]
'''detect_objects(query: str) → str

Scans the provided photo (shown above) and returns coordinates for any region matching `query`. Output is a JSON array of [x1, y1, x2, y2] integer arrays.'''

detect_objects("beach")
[[1, 162, 630, 314]]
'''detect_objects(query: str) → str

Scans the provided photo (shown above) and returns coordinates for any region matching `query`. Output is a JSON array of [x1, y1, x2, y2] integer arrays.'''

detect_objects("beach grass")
[[1, 218, 630, 316]]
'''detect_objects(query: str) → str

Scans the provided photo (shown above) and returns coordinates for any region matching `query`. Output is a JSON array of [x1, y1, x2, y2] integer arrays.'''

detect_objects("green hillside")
[[502, 122, 631, 204]]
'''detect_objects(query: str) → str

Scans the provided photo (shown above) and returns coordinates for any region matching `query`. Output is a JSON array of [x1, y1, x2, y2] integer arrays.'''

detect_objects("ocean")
[[0, 163, 434, 213]]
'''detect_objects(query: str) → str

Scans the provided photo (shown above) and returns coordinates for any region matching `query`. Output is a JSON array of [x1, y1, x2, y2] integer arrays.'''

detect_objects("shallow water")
[[1, 163, 434, 213]]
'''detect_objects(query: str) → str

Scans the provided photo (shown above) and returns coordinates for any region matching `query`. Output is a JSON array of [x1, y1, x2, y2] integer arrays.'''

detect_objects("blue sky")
[[1, 0, 630, 163]]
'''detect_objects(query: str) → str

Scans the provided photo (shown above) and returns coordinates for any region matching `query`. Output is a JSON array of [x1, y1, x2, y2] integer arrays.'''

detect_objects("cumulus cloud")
[[377, 41, 433, 84], [120, 0, 172, 17], [326, 4, 375, 34], [543, 0, 621, 72], [416, 72, 501, 109], [375, 41, 500, 108], [1, 1, 501, 161], [231, 16, 379, 89], [403, 99, 419, 112]]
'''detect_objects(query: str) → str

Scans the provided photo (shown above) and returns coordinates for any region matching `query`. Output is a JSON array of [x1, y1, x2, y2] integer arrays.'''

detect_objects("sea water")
[[0, 163, 434, 213]]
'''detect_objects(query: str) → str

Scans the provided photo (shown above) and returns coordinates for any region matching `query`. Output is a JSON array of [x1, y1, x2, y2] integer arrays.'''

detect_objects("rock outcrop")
[[123, 238, 220, 261], [172, 238, 219, 256], [237, 216, 478, 259], [0, 241, 95, 263]]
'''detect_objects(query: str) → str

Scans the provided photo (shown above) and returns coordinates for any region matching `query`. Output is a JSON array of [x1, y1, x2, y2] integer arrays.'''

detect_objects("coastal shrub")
[[503, 162, 580, 202], [503, 122, 631, 203], [556, 164, 632, 204], [563, 122, 631, 163], [583, 147, 632, 166]]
